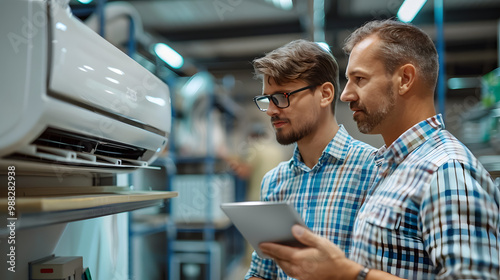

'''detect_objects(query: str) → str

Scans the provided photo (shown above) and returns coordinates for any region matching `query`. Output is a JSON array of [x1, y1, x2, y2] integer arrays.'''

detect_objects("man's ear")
[[319, 82, 335, 108], [398, 64, 416, 96]]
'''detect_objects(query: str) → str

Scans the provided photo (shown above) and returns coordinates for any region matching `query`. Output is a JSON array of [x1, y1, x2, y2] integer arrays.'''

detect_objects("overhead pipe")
[[304, 0, 326, 42], [435, 0, 446, 119]]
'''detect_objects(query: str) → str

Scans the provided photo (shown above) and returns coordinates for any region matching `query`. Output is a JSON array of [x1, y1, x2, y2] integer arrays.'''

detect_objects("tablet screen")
[[220, 201, 307, 258]]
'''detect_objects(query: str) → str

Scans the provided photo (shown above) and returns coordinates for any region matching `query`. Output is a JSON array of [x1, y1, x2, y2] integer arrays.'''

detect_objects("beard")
[[353, 82, 396, 134], [272, 116, 317, 145]]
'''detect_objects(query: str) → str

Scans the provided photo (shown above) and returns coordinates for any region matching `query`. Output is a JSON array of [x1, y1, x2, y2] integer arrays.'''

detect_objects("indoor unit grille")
[[33, 127, 146, 160], [1, 127, 151, 169]]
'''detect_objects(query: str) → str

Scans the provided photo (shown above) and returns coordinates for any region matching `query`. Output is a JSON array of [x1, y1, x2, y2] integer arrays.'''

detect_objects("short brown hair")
[[253, 39, 339, 113], [344, 20, 438, 88]]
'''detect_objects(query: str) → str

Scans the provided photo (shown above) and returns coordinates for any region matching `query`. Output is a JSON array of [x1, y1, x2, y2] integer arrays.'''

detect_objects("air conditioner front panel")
[[1, 0, 171, 173], [48, 2, 171, 136], [0, 0, 48, 155]]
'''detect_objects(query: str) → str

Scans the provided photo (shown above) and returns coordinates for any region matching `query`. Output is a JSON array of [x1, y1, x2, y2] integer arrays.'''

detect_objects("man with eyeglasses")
[[245, 39, 378, 280]]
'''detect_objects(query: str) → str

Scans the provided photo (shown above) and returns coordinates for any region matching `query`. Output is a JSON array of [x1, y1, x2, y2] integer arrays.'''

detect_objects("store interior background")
[[77, 0, 500, 151], [9, 0, 500, 279]]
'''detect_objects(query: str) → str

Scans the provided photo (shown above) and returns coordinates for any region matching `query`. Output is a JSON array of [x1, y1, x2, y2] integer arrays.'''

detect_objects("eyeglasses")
[[253, 85, 317, 112]]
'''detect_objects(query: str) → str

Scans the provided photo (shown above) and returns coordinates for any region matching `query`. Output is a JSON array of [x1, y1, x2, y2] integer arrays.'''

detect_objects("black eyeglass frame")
[[253, 84, 318, 112]]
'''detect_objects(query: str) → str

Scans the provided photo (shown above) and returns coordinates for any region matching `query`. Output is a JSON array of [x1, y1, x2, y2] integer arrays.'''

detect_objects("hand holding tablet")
[[220, 201, 308, 258]]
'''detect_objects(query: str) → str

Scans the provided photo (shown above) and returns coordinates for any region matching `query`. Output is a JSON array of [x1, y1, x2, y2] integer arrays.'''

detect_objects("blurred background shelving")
[[2, 0, 499, 279], [72, 0, 500, 279]]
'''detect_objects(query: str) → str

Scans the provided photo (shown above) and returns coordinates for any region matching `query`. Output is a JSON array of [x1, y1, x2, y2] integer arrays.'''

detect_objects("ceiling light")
[[154, 43, 184, 69], [397, 0, 427, 23], [278, 0, 293, 10], [183, 74, 206, 98], [77, 0, 93, 4], [267, 0, 293, 10], [447, 77, 481, 90], [316, 42, 330, 52]]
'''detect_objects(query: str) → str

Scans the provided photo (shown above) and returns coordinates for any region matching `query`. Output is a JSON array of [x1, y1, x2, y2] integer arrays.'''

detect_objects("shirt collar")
[[375, 114, 444, 166], [290, 125, 350, 171]]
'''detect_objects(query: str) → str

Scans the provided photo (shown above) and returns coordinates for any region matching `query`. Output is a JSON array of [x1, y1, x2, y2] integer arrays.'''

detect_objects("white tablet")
[[220, 201, 308, 258]]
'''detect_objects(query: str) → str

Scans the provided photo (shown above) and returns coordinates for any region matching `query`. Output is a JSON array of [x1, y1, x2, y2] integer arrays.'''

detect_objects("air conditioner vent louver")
[[33, 127, 146, 160]]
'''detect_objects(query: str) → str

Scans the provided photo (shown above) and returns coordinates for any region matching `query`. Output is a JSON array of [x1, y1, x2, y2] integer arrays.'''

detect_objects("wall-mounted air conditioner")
[[0, 0, 171, 174]]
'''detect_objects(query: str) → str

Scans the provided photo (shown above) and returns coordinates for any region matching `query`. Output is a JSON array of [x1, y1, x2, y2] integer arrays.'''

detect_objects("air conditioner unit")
[[0, 0, 171, 174]]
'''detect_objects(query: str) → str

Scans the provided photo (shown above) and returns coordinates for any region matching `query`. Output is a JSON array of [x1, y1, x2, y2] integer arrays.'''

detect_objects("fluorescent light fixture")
[[447, 77, 481, 90], [397, 0, 427, 23], [277, 0, 293, 10], [316, 42, 330, 52], [154, 43, 184, 69], [183, 75, 206, 98], [267, 0, 293, 10], [77, 0, 93, 4]]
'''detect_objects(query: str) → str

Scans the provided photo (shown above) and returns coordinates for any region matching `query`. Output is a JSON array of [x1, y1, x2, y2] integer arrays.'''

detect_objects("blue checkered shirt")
[[245, 125, 378, 280], [350, 114, 500, 279]]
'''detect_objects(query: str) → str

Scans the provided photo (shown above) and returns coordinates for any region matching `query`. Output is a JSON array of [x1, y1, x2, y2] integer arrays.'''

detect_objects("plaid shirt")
[[245, 125, 377, 280], [350, 114, 500, 279]]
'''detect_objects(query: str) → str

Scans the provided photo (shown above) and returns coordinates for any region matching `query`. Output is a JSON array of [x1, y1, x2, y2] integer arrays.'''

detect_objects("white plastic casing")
[[0, 0, 171, 173]]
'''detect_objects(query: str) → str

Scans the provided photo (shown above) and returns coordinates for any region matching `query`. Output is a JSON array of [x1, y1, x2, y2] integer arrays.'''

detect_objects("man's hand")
[[258, 225, 362, 280]]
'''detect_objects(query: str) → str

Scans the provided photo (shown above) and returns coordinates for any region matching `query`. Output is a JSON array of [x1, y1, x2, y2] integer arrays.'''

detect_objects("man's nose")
[[266, 100, 280, 116], [340, 82, 357, 103]]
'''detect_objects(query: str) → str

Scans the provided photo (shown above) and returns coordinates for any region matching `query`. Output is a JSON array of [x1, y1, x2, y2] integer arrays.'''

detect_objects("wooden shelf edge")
[[0, 190, 178, 213], [0, 189, 178, 234]]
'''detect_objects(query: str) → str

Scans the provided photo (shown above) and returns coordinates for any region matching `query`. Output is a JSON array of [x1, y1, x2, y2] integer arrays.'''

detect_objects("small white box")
[[31, 256, 83, 280]]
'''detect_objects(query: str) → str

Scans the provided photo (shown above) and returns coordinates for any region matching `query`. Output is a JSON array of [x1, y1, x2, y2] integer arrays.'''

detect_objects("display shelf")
[[174, 217, 232, 232], [0, 186, 177, 235], [478, 155, 500, 179], [174, 156, 229, 173], [130, 213, 170, 237]]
